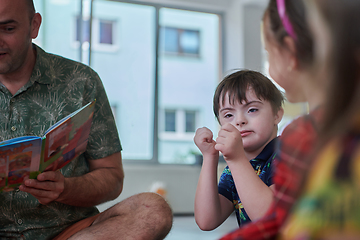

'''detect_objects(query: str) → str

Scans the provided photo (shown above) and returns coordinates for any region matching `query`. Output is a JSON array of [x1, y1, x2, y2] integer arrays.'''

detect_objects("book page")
[[40, 100, 95, 172], [0, 137, 42, 192]]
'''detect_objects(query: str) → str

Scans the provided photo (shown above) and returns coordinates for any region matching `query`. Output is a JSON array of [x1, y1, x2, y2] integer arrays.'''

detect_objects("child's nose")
[[235, 115, 247, 126]]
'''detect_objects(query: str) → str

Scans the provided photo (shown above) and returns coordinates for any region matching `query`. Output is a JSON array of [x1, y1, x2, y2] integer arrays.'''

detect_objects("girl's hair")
[[264, 0, 314, 67], [213, 69, 284, 121], [315, 0, 360, 139], [312, 0, 360, 179]]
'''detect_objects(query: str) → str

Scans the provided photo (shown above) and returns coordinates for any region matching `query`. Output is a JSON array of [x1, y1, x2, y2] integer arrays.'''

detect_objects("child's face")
[[218, 88, 282, 154]]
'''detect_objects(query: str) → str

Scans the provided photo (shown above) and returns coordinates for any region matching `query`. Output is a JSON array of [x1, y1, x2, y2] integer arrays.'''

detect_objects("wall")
[[98, 163, 228, 214], [243, 4, 266, 71]]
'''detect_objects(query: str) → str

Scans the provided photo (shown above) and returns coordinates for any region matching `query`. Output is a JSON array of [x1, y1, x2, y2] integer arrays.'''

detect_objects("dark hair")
[[315, 0, 360, 137], [264, 0, 314, 67], [213, 69, 284, 121]]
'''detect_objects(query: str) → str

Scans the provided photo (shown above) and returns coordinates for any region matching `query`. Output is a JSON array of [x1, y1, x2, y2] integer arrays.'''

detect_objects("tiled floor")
[[165, 215, 238, 240]]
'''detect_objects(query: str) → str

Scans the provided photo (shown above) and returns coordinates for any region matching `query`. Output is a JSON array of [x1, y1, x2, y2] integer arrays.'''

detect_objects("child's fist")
[[215, 123, 245, 161], [194, 127, 218, 157]]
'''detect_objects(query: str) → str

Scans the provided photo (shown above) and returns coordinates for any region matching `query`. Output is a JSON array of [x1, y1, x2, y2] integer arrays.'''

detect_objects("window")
[[185, 111, 196, 133], [33, 0, 221, 164], [75, 16, 117, 51], [162, 109, 198, 136], [165, 110, 176, 132], [161, 27, 200, 56], [76, 17, 90, 43], [99, 20, 113, 44]]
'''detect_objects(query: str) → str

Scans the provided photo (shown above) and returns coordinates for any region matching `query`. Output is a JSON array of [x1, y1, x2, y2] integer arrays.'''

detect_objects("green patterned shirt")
[[0, 44, 122, 240]]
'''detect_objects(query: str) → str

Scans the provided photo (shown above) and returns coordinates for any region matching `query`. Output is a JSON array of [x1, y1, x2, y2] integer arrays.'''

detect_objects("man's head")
[[213, 70, 284, 154], [0, 0, 41, 76], [26, 0, 36, 22]]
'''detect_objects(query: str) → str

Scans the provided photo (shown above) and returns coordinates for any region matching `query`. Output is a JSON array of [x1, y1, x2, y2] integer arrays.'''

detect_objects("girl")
[[281, 0, 360, 238]]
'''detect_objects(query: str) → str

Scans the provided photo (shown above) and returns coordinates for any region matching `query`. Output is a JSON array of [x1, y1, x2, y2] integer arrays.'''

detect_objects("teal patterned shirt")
[[0, 44, 122, 240], [218, 137, 278, 226]]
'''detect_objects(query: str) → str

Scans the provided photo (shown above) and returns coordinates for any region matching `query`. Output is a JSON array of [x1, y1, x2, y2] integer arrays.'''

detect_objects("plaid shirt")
[[281, 132, 360, 239], [220, 110, 322, 240]]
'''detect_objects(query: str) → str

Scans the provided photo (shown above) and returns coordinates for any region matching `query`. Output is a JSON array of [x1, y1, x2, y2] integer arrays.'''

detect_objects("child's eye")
[[224, 113, 233, 118], [248, 108, 258, 113]]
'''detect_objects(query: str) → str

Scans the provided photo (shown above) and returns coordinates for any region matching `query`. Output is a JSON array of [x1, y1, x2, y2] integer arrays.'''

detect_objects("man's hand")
[[215, 123, 246, 161], [194, 127, 218, 159], [19, 171, 65, 205]]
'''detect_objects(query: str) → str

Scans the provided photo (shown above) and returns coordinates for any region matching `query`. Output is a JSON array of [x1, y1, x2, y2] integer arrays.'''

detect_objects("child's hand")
[[194, 127, 219, 158], [215, 123, 246, 162]]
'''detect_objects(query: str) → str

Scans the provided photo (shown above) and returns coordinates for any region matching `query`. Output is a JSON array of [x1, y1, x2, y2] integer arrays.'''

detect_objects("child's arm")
[[215, 123, 274, 221], [194, 127, 234, 230]]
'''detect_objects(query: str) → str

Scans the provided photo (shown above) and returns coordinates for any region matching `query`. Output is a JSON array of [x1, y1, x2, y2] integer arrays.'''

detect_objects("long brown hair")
[[314, 0, 360, 138]]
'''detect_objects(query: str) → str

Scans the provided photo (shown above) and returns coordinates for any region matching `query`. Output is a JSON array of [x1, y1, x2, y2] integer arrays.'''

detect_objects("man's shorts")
[[52, 213, 101, 240]]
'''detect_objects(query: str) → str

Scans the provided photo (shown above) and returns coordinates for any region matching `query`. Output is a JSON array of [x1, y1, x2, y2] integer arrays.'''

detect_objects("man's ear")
[[283, 36, 298, 71], [31, 13, 42, 39], [274, 107, 284, 125]]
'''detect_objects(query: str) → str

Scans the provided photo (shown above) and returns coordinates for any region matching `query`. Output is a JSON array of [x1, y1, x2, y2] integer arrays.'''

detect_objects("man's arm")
[[19, 152, 124, 206]]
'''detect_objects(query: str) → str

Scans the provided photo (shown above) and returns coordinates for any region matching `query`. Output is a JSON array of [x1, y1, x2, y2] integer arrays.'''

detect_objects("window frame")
[[81, 0, 225, 164]]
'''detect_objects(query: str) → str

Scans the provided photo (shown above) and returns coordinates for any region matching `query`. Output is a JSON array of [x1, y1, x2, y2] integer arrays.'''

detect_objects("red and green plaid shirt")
[[220, 109, 322, 240]]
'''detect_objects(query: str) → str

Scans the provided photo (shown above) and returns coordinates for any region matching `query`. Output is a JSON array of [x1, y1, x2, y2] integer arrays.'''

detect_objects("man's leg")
[[69, 192, 173, 240]]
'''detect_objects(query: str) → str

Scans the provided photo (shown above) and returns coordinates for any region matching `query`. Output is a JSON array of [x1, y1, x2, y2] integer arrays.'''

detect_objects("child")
[[194, 69, 284, 230], [220, 0, 323, 239], [280, 0, 360, 238]]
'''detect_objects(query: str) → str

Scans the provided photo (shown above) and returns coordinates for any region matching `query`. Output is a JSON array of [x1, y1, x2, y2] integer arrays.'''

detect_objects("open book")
[[0, 100, 96, 192]]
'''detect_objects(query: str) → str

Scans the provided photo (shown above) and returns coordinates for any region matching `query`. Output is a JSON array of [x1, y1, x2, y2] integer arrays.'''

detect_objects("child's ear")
[[283, 36, 298, 72], [274, 107, 284, 125]]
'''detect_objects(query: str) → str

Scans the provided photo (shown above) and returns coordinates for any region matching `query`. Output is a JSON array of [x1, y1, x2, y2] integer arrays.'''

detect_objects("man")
[[0, 0, 172, 239]]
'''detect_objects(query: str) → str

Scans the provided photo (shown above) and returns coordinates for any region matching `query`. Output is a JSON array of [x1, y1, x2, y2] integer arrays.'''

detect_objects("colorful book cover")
[[0, 100, 95, 192]]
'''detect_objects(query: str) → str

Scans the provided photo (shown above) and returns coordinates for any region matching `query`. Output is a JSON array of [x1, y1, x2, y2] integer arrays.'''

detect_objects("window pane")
[[165, 110, 176, 132], [33, 0, 82, 61], [92, 1, 156, 160], [180, 30, 200, 55], [185, 111, 196, 132], [34, 0, 156, 161], [161, 27, 179, 53], [159, 8, 220, 164], [99, 20, 113, 44], [76, 17, 91, 42]]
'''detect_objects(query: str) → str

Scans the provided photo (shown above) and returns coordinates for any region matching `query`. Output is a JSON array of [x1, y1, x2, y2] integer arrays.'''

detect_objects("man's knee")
[[109, 192, 172, 222], [136, 192, 173, 220]]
